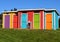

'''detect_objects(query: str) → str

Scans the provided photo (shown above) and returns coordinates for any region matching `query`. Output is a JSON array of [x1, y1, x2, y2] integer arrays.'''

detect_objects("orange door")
[[46, 14, 52, 30]]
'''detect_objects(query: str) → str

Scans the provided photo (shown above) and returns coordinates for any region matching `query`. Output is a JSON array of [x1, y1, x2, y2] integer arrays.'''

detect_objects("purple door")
[[5, 15, 10, 28]]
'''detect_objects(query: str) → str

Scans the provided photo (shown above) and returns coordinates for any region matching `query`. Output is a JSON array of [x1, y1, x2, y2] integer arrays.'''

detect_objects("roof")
[[2, 8, 60, 16], [18, 9, 56, 11]]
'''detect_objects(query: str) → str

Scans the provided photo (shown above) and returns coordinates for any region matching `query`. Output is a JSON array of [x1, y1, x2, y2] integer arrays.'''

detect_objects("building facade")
[[2, 9, 59, 30]]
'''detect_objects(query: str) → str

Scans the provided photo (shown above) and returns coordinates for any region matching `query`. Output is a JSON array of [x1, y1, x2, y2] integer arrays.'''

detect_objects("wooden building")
[[2, 9, 59, 30]]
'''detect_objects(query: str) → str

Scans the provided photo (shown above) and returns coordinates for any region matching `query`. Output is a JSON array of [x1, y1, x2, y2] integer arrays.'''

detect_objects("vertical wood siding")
[[18, 12, 22, 28], [27, 11, 34, 29], [13, 15, 18, 28], [40, 11, 44, 30]]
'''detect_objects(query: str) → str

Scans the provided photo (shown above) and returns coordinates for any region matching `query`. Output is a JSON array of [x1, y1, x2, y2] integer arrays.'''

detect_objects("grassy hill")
[[0, 28, 60, 42]]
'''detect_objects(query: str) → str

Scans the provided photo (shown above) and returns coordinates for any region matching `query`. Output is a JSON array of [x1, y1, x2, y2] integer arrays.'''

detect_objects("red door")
[[13, 15, 18, 29]]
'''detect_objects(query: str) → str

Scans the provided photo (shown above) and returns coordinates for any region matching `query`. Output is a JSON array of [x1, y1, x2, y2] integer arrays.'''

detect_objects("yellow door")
[[46, 14, 52, 30]]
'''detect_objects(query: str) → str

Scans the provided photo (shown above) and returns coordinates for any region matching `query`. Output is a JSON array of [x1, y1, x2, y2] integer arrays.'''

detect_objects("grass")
[[0, 28, 60, 42]]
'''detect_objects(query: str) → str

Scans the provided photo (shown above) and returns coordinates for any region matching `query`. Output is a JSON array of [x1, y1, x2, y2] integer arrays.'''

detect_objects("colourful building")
[[2, 9, 59, 30]]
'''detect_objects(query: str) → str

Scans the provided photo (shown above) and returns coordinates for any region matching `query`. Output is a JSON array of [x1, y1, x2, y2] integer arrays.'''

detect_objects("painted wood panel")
[[2, 14, 6, 28], [21, 13, 27, 29], [46, 14, 52, 30], [18, 12, 21, 28], [5, 15, 10, 28], [34, 13, 40, 29], [10, 14, 13, 29], [9, 13, 15, 29], [13, 15, 18, 28], [52, 11, 56, 30], [56, 13, 59, 29], [55, 12, 58, 29], [40, 11, 44, 30], [27, 12, 33, 29], [52, 12, 54, 30]]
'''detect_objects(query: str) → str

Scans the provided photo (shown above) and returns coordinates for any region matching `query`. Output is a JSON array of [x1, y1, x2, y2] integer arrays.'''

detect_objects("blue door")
[[21, 13, 27, 29]]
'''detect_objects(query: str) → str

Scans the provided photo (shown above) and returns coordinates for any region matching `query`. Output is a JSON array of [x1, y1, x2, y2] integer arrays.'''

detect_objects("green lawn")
[[0, 28, 60, 42]]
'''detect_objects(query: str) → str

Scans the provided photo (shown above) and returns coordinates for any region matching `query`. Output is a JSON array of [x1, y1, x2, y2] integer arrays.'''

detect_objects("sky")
[[0, 0, 60, 14]]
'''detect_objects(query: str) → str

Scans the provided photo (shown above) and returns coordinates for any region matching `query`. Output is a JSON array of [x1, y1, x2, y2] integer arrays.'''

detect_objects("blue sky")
[[0, 0, 60, 14]]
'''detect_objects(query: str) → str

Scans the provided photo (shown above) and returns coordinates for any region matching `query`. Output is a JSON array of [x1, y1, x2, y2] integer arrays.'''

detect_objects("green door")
[[34, 13, 40, 29]]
